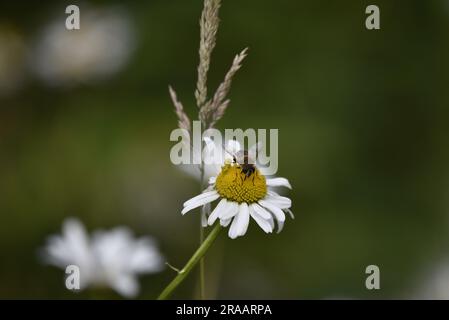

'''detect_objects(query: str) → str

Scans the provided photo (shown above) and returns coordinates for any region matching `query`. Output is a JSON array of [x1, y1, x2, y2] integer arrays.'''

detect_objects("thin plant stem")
[[199, 163, 206, 299], [157, 223, 222, 300], [199, 222, 205, 299]]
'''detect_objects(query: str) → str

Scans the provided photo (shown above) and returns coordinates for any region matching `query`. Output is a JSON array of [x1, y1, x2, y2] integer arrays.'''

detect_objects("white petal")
[[226, 140, 241, 154], [203, 136, 216, 149], [237, 203, 250, 236], [219, 201, 239, 220], [203, 137, 225, 177], [248, 141, 263, 160], [63, 219, 92, 264], [181, 191, 220, 215], [267, 217, 275, 230], [249, 205, 273, 234], [183, 190, 218, 207], [220, 218, 232, 227], [43, 218, 94, 285], [258, 165, 272, 177], [203, 185, 214, 192], [110, 274, 139, 298], [276, 220, 285, 233], [264, 194, 292, 209], [228, 203, 250, 239], [127, 238, 164, 273], [251, 203, 272, 220], [91, 228, 132, 272], [207, 199, 228, 225], [267, 190, 280, 196], [228, 218, 240, 239], [208, 176, 217, 185], [285, 208, 295, 219], [259, 199, 286, 223], [203, 163, 222, 181], [266, 177, 292, 189]]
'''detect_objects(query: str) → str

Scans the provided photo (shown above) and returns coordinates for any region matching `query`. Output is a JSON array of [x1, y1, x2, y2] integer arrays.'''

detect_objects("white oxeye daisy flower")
[[181, 140, 293, 239], [42, 218, 164, 298]]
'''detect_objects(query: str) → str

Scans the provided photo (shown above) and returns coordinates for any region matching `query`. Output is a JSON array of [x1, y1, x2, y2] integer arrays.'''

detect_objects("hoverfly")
[[223, 141, 260, 179]]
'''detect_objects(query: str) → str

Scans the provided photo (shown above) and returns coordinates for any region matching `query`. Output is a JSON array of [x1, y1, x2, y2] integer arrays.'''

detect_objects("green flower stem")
[[157, 223, 222, 300], [199, 221, 206, 299], [199, 166, 206, 299]]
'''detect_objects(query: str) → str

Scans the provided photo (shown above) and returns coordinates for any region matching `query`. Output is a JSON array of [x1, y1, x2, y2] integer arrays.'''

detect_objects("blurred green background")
[[0, 0, 448, 299]]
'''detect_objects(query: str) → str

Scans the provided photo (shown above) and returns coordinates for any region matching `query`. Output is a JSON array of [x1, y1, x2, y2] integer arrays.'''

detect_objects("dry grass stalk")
[[195, 0, 221, 110], [169, 0, 247, 133], [201, 48, 248, 128], [169, 85, 191, 133]]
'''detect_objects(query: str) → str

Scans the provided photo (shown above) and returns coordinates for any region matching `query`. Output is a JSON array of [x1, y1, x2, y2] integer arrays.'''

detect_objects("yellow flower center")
[[214, 164, 267, 203]]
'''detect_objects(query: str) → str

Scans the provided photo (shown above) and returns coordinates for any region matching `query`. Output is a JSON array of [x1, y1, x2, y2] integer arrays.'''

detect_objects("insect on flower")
[[230, 149, 256, 178], [182, 140, 294, 239]]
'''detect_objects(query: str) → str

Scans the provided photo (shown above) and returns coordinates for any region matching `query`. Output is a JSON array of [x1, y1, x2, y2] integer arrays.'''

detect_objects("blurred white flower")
[[42, 218, 164, 298], [181, 140, 293, 239], [31, 7, 135, 86], [0, 27, 26, 95], [413, 260, 449, 299]]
